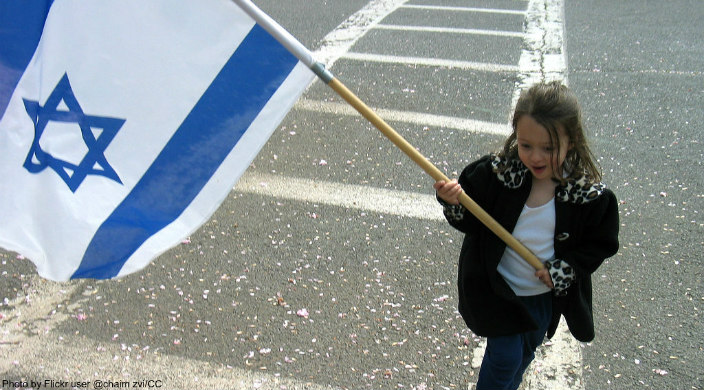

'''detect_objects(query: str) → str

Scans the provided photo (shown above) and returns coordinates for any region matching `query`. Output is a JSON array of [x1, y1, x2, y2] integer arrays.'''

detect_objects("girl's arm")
[[558, 188, 620, 279], [435, 156, 495, 234], [539, 189, 619, 296]]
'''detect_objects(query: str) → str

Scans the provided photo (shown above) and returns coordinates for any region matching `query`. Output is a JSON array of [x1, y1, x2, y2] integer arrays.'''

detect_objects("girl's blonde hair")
[[498, 81, 602, 183]]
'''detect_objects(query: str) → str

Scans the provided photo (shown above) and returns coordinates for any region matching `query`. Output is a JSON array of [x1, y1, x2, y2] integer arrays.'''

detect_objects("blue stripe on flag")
[[71, 24, 298, 279], [0, 0, 54, 119]]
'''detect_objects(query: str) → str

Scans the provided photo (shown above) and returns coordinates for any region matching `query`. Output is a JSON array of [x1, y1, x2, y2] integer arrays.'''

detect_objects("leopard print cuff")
[[443, 204, 466, 222], [546, 258, 575, 297], [437, 194, 466, 222]]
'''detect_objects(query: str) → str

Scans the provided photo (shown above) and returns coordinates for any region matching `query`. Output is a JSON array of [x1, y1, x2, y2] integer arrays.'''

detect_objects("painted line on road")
[[296, 99, 511, 136], [294, 0, 584, 389], [1, 2, 424, 389], [314, 0, 408, 66], [341, 52, 519, 73], [235, 172, 444, 221], [507, 1, 585, 390], [469, 319, 582, 390], [375, 24, 525, 38], [401, 4, 526, 15], [516, 0, 569, 102]]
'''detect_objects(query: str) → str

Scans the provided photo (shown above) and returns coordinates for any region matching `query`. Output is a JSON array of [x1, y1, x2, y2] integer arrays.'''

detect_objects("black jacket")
[[441, 155, 619, 342]]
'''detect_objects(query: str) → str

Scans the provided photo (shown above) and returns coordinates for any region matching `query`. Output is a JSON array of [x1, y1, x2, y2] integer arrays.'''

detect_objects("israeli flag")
[[0, 0, 314, 281]]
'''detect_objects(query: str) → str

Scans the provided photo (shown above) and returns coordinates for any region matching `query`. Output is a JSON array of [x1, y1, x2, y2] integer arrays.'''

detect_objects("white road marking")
[[524, 319, 585, 390], [0, 2, 402, 390], [512, 1, 585, 389], [514, 0, 569, 106], [375, 24, 525, 38], [3, 1, 583, 389], [469, 319, 583, 390], [401, 4, 526, 16], [315, 0, 584, 388], [235, 172, 444, 221], [314, 0, 408, 66], [275, 1, 584, 387], [341, 51, 520, 73], [295, 99, 511, 136]]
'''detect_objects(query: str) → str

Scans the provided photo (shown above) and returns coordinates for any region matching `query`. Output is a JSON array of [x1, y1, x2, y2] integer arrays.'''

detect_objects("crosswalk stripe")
[[235, 172, 444, 221], [401, 4, 527, 15], [314, 0, 408, 66], [4, 1, 583, 389], [341, 52, 520, 73], [375, 24, 525, 38], [295, 99, 511, 136]]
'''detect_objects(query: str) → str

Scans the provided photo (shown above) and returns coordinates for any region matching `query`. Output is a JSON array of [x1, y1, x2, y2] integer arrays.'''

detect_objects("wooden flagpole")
[[233, 0, 544, 271], [324, 78, 544, 271]]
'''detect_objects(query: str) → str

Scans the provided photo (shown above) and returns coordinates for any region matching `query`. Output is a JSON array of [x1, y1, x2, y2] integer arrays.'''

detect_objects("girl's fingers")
[[435, 180, 462, 205], [535, 269, 554, 288]]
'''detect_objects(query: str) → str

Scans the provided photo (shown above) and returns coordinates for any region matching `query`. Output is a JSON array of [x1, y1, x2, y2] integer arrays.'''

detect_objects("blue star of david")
[[22, 73, 125, 192]]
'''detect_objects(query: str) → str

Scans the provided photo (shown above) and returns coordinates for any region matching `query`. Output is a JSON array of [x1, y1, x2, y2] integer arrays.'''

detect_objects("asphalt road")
[[1, 1, 702, 390], [566, 1, 703, 389]]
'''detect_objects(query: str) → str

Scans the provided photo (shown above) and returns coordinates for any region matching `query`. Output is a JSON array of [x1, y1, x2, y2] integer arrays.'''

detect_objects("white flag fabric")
[[0, 0, 314, 281]]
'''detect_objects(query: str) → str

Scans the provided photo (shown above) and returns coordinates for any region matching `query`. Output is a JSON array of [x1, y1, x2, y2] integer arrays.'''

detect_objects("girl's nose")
[[530, 150, 545, 162]]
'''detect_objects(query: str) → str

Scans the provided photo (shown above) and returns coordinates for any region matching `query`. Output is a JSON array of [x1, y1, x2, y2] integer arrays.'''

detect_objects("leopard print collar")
[[490, 155, 605, 204]]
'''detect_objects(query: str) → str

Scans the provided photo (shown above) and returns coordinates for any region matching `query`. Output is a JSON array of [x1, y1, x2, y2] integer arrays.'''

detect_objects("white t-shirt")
[[497, 198, 555, 296]]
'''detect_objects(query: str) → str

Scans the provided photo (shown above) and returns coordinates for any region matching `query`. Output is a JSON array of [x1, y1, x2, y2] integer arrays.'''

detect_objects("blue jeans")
[[476, 292, 552, 390]]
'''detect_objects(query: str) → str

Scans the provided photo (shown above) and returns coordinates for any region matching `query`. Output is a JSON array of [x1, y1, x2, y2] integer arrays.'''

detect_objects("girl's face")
[[516, 115, 571, 182]]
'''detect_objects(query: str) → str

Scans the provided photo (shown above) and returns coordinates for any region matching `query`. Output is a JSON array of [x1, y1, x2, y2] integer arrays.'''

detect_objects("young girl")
[[434, 81, 619, 390]]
